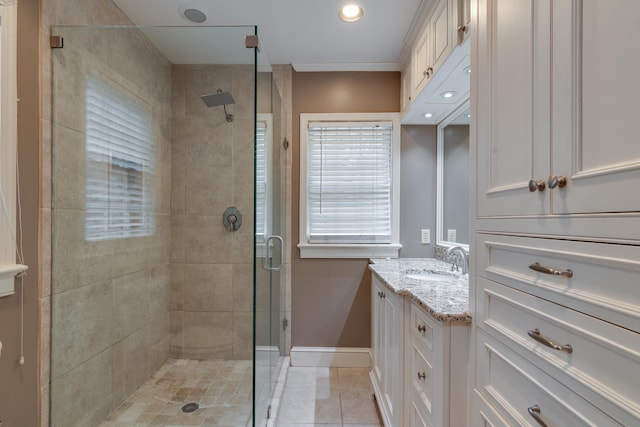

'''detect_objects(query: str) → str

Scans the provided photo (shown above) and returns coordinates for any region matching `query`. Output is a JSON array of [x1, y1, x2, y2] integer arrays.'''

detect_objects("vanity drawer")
[[477, 278, 640, 425], [476, 233, 640, 332], [407, 335, 435, 419], [408, 389, 434, 427], [476, 329, 623, 427], [409, 301, 438, 352]]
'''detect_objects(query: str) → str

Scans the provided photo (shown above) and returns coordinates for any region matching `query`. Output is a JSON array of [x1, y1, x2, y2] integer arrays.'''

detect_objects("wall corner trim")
[[290, 346, 371, 368]]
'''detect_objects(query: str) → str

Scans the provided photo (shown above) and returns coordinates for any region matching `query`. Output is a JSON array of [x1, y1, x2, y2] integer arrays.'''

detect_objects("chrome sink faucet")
[[446, 246, 469, 274]]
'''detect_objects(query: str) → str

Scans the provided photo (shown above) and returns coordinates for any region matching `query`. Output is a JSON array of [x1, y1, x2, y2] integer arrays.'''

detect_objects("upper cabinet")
[[412, 0, 454, 96], [403, 0, 471, 124], [476, 0, 640, 218]]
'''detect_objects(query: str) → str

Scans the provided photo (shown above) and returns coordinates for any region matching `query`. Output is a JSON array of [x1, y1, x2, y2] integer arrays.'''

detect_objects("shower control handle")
[[223, 207, 242, 232]]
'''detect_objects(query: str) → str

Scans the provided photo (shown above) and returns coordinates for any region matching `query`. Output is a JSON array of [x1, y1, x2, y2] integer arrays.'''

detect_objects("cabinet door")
[[371, 278, 384, 387], [382, 290, 404, 426], [430, 0, 454, 75], [412, 26, 431, 95], [458, 0, 471, 43], [551, 0, 640, 215], [402, 65, 412, 112], [475, 0, 551, 217]]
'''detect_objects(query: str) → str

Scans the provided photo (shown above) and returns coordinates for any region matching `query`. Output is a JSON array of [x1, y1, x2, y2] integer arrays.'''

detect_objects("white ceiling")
[[112, 0, 429, 70]]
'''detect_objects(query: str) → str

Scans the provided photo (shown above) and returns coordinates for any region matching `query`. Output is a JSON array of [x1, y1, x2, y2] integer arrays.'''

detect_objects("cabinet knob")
[[547, 175, 567, 189], [528, 179, 546, 192], [427, 67, 434, 77], [457, 25, 468, 33], [423, 69, 428, 77], [417, 372, 426, 380], [417, 324, 426, 333], [527, 405, 549, 427]]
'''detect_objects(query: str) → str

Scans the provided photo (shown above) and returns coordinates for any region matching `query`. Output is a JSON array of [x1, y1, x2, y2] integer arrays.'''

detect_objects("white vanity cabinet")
[[471, 1, 640, 426], [476, 0, 640, 220], [371, 275, 404, 427], [405, 300, 469, 427], [370, 273, 470, 427]]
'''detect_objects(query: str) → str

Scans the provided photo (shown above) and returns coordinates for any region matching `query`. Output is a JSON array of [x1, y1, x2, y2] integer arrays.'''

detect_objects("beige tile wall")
[[48, 24, 173, 427], [170, 65, 258, 361]]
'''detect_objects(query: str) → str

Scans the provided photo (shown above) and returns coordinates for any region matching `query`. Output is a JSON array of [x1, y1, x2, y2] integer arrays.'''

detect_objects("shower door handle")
[[262, 235, 284, 271]]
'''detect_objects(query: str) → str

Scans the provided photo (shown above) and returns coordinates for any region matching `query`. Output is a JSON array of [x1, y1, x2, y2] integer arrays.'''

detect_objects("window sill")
[[297, 243, 402, 259], [0, 264, 28, 298]]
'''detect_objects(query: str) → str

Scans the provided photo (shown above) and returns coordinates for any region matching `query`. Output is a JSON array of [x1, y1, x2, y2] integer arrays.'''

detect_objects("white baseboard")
[[290, 346, 371, 368]]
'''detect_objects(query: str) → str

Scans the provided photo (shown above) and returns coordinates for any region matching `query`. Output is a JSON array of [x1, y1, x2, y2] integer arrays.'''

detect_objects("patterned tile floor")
[[99, 359, 253, 427], [99, 361, 381, 427]]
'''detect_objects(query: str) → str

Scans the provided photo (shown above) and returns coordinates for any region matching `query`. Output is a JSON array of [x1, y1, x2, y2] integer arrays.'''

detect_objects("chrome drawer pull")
[[528, 405, 548, 427], [417, 372, 426, 380], [529, 262, 573, 278], [417, 324, 426, 333], [527, 329, 573, 354]]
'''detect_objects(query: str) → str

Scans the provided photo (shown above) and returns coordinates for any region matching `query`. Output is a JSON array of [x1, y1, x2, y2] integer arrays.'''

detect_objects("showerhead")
[[200, 90, 235, 108]]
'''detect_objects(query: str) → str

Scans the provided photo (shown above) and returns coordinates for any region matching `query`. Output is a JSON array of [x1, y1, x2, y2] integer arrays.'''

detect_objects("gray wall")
[[399, 125, 438, 258], [442, 125, 470, 244]]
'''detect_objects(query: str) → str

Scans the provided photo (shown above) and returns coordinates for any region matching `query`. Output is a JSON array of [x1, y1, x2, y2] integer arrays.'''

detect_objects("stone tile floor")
[[276, 367, 382, 427], [99, 359, 253, 427], [99, 360, 381, 427]]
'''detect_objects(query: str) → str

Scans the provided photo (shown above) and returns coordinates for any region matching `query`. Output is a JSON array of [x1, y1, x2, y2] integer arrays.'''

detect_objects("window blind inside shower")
[[255, 117, 269, 242], [84, 76, 155, 241]]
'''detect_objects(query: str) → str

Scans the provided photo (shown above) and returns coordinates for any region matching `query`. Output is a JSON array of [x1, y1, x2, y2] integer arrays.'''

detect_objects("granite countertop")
[[369, 258, 471, 323]]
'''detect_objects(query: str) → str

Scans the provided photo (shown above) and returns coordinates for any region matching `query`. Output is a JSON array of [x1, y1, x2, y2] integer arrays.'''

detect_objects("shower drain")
[[181, 402, 200, 413]]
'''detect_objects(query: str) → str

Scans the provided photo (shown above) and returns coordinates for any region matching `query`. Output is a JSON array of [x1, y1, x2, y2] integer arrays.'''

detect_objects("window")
[[85, 76, 155, 241], [299, 113, 401, 258], [255, 114, 272, 245]]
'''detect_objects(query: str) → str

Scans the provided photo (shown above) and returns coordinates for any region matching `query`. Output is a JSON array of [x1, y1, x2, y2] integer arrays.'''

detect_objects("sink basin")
[[404, 273, 458, 282]]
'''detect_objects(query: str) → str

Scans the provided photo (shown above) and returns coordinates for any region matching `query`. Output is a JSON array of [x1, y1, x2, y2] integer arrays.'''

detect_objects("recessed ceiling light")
[[183, 8, 207, 23], [464, 66, 471, 74], [441, 91, 456, 99], [424, 113, 433, 118], [467, 113, 471, 118], [339, 4, 364, 22]]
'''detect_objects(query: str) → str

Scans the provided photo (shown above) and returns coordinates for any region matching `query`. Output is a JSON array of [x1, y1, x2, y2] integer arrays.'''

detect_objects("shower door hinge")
[[50, 36, 64, 49], [283, 138, 289, 150], [245, 35, 259, 50], [282, 318, 289, 331]]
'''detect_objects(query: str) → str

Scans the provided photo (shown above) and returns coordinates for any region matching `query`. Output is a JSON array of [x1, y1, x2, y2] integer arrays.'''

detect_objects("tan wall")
[[291, 72, 401, 347], [170, 65, 258, 360], [0, 1, 40, 426]]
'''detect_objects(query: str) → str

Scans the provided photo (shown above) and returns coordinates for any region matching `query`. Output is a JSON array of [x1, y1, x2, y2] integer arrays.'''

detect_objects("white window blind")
[[306, 121, 393, 244], [255, 116, 270, 242], [85, 76, 155, 241]]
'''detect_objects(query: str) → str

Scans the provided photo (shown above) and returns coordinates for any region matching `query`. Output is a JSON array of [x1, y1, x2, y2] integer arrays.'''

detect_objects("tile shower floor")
[[99, 359, 253, 427], [99, 360, 381, 427]]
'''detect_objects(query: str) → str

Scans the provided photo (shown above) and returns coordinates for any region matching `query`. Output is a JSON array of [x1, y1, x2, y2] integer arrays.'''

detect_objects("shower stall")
[[49, 25, 287, 426]]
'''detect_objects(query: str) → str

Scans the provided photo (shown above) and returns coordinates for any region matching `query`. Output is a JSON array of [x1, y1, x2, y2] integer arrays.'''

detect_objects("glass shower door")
[[253, 43, 286, 426]]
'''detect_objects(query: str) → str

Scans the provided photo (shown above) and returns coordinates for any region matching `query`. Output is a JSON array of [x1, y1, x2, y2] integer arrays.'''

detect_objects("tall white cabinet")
[[471, 1, 640, 426], [476, 0, 640, 222]]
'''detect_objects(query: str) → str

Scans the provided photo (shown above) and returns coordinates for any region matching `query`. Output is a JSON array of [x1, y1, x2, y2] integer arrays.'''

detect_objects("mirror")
[[437, 101, 470, 248]]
